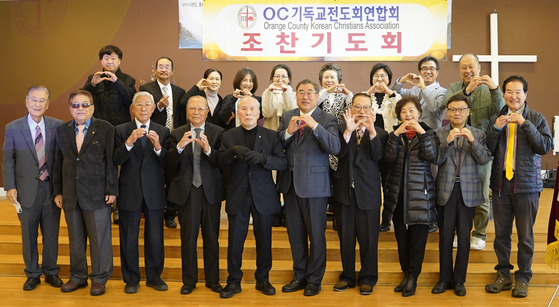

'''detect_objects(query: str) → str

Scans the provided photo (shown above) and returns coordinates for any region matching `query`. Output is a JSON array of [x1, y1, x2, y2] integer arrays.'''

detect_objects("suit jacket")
[[218, 125, 287, 216], [179, 85, 226, 129], [166, 122, 225, 205], [277, 107, 341, 198], [82, 67, 137, 127], [114, 120, 170, 211], [139, 81, 187, 129], [53, 117, 118, 211], [391, 81, 447, 129], [332, 124, 387, 210], [432, 124, 491, 207], [2, 115, 63, 207]]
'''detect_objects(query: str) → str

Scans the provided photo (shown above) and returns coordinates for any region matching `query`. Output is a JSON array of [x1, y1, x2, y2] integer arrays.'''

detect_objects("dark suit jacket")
[[82, 67, 137, 126], [332, 125, 388, 210], [277, 107, 341, 198], [139, 81, 187, 129], [179, 85, 226, 129], [53, 117, 118, 211], [166, 122, 225, 205], [2, 115, 63, 207], [114, 120, 170, 211], [218, 125, 287, 216]]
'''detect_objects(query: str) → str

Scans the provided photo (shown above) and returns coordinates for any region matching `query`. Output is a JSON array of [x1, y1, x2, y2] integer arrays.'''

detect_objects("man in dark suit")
[[431, 94, 491, 296], [218, 97, 287, 298], [2, 85, 63, 290], [114, 92, 170, 293], [277, 79, 340, 296], [139, 56, 187, 229], [53, 90, 118, 296], [166, 95, 225, 295], [331, 93, 388, 295]]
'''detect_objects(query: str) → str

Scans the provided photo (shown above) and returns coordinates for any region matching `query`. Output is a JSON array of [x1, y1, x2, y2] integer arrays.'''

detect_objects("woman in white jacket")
[[261, 64, 297, 131], [365, 63, 401, 133]]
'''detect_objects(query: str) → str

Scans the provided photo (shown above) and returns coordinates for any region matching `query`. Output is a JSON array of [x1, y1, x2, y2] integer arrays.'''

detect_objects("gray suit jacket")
[[3, 115, 62, 207], [432, 124, 491, 207], [276, 107, 340, 198], [391, 81, 447, 129]]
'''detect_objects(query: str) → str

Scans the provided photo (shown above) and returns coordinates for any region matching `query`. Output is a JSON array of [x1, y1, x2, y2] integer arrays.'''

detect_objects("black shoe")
[[180, 284, 195, 294], [431, 281, 452, 294], [255, 281, 276, 295], [165, 217, 177, 228], [205, 281, 223, 293], [454, 283, 466, 296], [303, 283, 321, 296], [45, 275, 63, 287], [379, 225, 390, 232], [23, 277, 41, 290], [282, 280, 307, 292], [146, 280, 168, 291], [272, 207, 284, 227], [220, 283, 241, 298], [402, 275, 417, 297], [124, 283, 139, 294], [428, 222, 438, 233], [394, 272, 409, 292]]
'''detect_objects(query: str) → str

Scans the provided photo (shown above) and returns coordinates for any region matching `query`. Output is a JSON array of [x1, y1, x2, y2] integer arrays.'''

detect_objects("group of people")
[[3, 45, 552, 301]]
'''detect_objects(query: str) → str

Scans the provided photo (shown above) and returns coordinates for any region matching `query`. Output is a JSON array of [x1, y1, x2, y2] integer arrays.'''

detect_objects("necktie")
[[356, 129, 363, 146], [506, 123, 516, 180], [76, 125, 85, 153], [297, 120, 306, 141], [35, 126, 48, 181], [193, 128, 202, 188], [141, 124, 147, 149], [162, 87, 172, 129], [456, 137, 462, 177]]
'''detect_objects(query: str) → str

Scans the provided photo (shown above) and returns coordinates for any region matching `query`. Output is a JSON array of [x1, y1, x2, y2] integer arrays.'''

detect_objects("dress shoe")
[[45, 275, 63, 287], [61, 281, 88, 292], [124, 283, 139, 294], [512, 281, 529, 298], [90, 283, 106, 296], [220, 283, 241, 298], [428, 222, 438, 233], [333, 281, 352, 291], [205, 281, 223, 293], [304, 283, 321, 296], [23, 277, 41, 290], [485, 271, 512, 293], [379, 224, 390, 232], [255, 281, 276, 295], [402, 275, 417, 297], [359, 284, 373, 295], [165, 217, 177, 228], [454, 283, 466, 296], [394, 272, 409, 292], [431, 281, 452, 294], [180, 284, 195, 294], [146, 280, 168, 291], [282, 280, 307, 292]]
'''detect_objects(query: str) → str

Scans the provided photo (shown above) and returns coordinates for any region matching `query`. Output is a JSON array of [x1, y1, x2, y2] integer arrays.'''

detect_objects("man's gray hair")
[[238, 96, 260, 108], [132, 91, 155, 104], [26, 85, 50, 100]]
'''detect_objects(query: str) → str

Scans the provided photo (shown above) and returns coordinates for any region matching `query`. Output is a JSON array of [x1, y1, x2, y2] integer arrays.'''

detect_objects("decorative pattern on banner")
[[203, 0, 448, 61]]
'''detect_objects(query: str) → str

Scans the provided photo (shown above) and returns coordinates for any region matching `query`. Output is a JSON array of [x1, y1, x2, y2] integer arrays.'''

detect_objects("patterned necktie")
[[357, 128, 363, 146], [35, 125, 48, 181], [76, 125, 85, 153], [506, 123, 516, 180], [193, 128, 202, 187], [162, 86, 172, 129], [297, 120, 306, 141], [141, 124, 147, 149]]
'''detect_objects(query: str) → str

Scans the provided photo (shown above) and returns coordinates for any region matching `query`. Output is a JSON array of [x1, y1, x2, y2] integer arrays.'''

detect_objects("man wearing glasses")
[[444, 53, 505, 251], [277, 79, 340, 296], [391, 56, 447, 130], [53, 90, 118, 296], [114, 92, 170, 294]]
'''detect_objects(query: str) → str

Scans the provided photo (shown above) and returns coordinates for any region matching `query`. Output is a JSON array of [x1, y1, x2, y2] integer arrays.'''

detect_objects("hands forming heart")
[[92, 71, 117, 85]]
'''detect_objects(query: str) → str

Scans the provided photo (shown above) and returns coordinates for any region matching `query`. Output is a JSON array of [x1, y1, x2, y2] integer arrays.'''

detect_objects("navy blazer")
[[139, 81, 187, 129], [114, 120, 170, 211], [218, 125, 287, 216]]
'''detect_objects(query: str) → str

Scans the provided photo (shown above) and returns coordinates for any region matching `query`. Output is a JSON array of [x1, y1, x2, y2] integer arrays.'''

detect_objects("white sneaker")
[[453, 235, 458, 248], [470, 236, 486, 250]]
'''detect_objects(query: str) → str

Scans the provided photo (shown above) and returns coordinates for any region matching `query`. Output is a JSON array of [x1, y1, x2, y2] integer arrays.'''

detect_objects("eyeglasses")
[[373, 74, 388, 79], [71, 103, 92, 109], [134, 103, 154, 108], [296, 91, 317, 97], [447, 107, 469, 114], [352, 105, 372, 111], [188, 107, 208, 112], [420, 67, 437, 72], [273, 75, 289, 80], [27, 98, 47, 104]]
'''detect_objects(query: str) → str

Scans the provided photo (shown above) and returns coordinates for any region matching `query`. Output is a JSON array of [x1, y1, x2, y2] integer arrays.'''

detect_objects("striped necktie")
[[35, 125, 48, 181], [193, 128, 202, 187], [162, 86, 172, 129]]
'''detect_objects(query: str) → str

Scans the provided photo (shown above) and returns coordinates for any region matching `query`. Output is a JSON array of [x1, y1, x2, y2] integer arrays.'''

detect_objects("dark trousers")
[[18, 181, 60, 278], [178, 185, 221, 286], [379, 161, 391, 227], [334, 189, 379, 287], [284, 184, 328, 284], [119, 200, 165, 284], [493, 175, 539, 283], [437, 182, 475, 284], [392, 198, 429, 278], [65, 205, 113, 284], [226, 192, 274, 284]]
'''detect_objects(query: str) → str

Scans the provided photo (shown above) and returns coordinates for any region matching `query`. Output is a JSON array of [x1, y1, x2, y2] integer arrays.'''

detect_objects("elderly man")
[[166, 95, 225, 295], [3, 85, 63, 290], [485, 76, 552, 298], [218, 97, 287, 298], [53, 90, 118, 296], [114, 92, 170, 293], [277, 79, 340, 296], [444, 53, 506, 250]]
